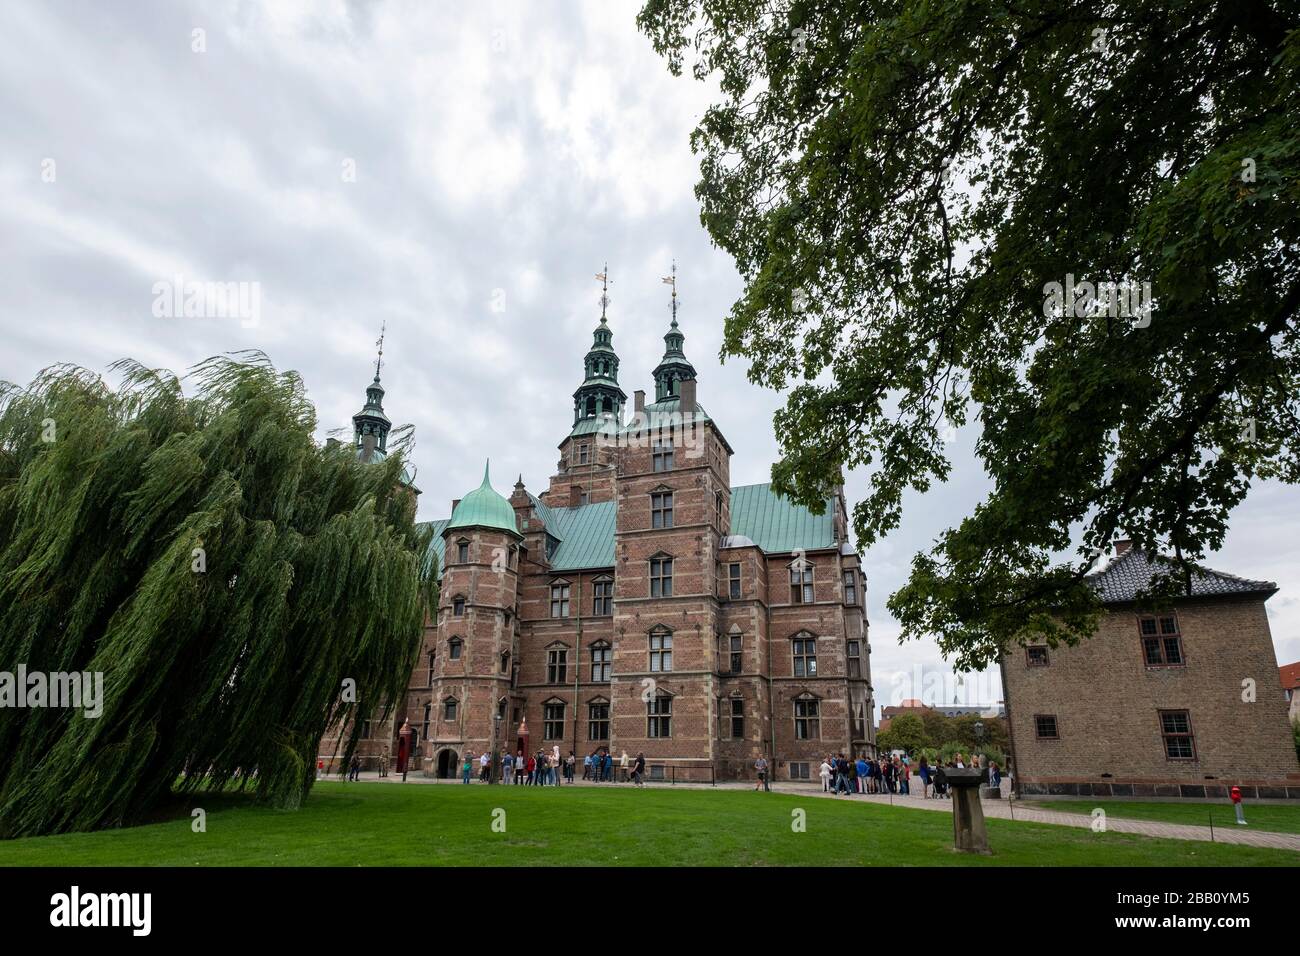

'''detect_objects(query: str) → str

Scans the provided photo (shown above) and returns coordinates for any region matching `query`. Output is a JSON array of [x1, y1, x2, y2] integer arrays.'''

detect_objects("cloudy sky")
[[2, 0, 1297, 712]]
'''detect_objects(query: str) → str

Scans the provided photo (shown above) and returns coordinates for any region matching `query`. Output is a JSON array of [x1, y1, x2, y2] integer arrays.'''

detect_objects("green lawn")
[[0, 782, 1295, 867], [1022, 799, 1300, 835]]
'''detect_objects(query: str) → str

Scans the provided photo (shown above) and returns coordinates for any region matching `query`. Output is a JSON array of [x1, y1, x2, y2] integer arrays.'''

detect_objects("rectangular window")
[[789, 762, 810, 780], [652, 443, 674, 473], [650, 557, 673, 597], [449, 639, 462, 660], [728, 563, 741, 600], [843, 569, 857, 605], [1026, 645, 1050, 667], [546, 648, 568, 684], [715, 491, 724, 526], [651, 491, 674, 529], [590, 643, 611, 682], [453, 597, 465, 616], [592, 579, 613, 616], [650, 631, 673, 672], [550, 583, 570, 618], [543, 702, 565, 741], [794, 698, 820, 739], [730, 634, 743, 674], [457, 542, 469, 564], [793, 636, 817, 677], [729, 697, 744, 739], [588, 702, 610, 740], [647, 696, 672, 737], [847, 640, 861, 678], [1140, 615, 1184, 666], [578, 444, 589, 464], [443, 699, 457, 721], [1159, 710, 1195, 760], [1034, 714, 1058, 739], [791, 564, 813, 603]]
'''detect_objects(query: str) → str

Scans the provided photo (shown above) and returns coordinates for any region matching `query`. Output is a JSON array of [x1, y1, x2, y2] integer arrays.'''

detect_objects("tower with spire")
[[651, 261, 697, 401], [352, 321, 391, 461]]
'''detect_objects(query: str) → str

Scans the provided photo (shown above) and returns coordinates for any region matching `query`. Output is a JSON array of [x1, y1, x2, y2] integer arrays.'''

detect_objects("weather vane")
[[374, 320, 386, 379], [661, 259, 678, 325], [595, 264, 611, 320]]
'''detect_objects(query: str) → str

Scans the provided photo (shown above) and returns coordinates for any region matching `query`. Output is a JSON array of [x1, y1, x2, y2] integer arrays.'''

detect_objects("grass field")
[[0, 782, 1297, 867], [1021, 799, 1300, 835]]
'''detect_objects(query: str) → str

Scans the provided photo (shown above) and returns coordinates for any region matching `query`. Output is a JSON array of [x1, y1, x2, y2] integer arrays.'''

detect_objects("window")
[[715, 491, 723, 525], [1034, 714, 1058, 739], [647, 695, 672, 737], [457, 540, 469, 564], [550, 582, 570, 618], [592, 578, 613, 615], [590, 641, 611, 682], [1159, 710, 1196, 760], [422, 702, 431, 740], [651, 491, 674, 528], [453, 596, 465, 617], [729, 697, 744, 739], [729, 633, 743, 674], [1140, 615, 1184, 666], [448, 637, 462, 660], [794, 697, 820, 739], [588, 700, 610, 740], [790, 563, 813, 603], [847, 640, 861, 678], [789, 762, 810, 780], [728, 563, 741, 600], [443, 697, 458, 721], [543, 701, 565, 740], [499, 651, 510, 674], [792, 634, 817, 677], [650, 556, 673, 597], [547, 647, 568, 684], [427, 650, 435, 687], [843, 569, 857, 605], [1026, 645, 1050, 667], [578, 444, 589, 464], [650, 629, 673, 672], [360, 718, 373, 739], [579, 491, 589, 506], [652, 443, 674, 472]]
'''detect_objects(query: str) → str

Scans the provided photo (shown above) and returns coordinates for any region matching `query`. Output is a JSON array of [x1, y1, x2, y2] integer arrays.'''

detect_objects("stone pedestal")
[[944, 768, 991, 854]]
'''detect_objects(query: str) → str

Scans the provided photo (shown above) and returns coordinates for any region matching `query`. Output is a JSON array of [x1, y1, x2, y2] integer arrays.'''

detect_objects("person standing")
[[754, 754, 770, 792], [348, 754, 361, 782], [379, 745, 390, 779], [461, 753, 472, 785], [565, 751, 576, 783], [819, 757, 832, 792], [551, 745, 562, 786], [619, 750, 629, 783], [631, 752, 646, 787], [503, 750, 514, 784]]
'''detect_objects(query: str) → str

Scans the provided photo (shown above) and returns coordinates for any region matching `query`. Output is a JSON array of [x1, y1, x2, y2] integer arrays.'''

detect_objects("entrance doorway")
[[435, 749, 459, 780]]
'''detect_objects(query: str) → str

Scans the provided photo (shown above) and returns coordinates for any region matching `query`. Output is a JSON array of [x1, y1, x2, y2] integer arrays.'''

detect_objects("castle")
[[327, 279, 875, 782]]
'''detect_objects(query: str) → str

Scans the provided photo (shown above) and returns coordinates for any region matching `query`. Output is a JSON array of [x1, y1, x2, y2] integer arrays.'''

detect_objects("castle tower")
[[352, 326, 392, 462], [426, 462, 523, 777], [551, 268, 626, 505]]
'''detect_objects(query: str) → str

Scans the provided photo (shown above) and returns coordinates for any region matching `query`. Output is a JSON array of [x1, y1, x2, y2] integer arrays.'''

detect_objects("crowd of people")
[[815, 752, 1003, 798], [458, 746, 649, 786]]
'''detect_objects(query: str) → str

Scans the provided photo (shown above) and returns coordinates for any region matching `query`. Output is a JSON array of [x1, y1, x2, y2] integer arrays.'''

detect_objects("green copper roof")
[[419, 518, 449, 578], [728, 482, 835, 554], [446, 462, 519, 535], [540, 497, 617, 571]]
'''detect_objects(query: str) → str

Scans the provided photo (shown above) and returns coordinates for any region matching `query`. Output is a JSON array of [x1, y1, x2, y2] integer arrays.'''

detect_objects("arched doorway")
[[436, 749, 459, 780]]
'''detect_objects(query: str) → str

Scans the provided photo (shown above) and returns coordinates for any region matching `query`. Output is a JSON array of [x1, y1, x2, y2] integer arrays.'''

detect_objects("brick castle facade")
[[325, 291, 875, 781]]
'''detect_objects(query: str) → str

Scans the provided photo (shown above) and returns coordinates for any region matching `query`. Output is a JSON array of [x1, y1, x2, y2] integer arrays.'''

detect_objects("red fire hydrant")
[[1230, 785, 1247, 826]]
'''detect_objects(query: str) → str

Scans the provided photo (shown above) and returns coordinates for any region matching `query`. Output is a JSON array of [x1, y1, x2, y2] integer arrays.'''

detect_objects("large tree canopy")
[[0, 353, 436, 837], [639, 0, 1300, 667]]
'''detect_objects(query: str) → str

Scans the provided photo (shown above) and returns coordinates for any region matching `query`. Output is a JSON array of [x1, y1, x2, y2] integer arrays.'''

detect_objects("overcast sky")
[[2, 0, 1296, 713]]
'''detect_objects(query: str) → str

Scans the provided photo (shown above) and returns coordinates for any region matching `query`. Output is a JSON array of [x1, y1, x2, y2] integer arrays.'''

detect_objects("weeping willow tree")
[[0, 352, 437, 837]]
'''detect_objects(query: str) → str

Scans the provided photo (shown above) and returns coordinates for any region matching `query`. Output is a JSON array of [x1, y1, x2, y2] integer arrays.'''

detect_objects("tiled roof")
[[729, 482, 836, 554], [1087, 547, 1277, 605], [423, 479, 840, 578], [1280, 661, 1300, 691]]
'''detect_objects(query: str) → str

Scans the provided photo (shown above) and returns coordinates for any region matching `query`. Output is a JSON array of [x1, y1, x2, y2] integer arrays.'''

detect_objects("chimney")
[[634, 389, 645, 413], [451, 498, 461, 512], [679, 378, 697, 414], [1114, 538, 1132, 556]]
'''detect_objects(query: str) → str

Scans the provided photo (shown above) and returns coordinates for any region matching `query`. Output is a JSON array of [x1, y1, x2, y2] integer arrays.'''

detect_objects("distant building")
[[877, 700, 1004, 735], [1282, 661, 1300, 722], [1001, 541, 1300, 799]]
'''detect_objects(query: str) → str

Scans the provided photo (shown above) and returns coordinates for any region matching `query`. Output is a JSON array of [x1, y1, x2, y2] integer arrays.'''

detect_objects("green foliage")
[[883, 711, 927, 753], [638, 1, 1300, 668], [0, 353, 437, 837]]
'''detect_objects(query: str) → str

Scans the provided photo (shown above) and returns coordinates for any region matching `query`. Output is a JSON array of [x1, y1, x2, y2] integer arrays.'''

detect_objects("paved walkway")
[[334, 771, 1300, 852]]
